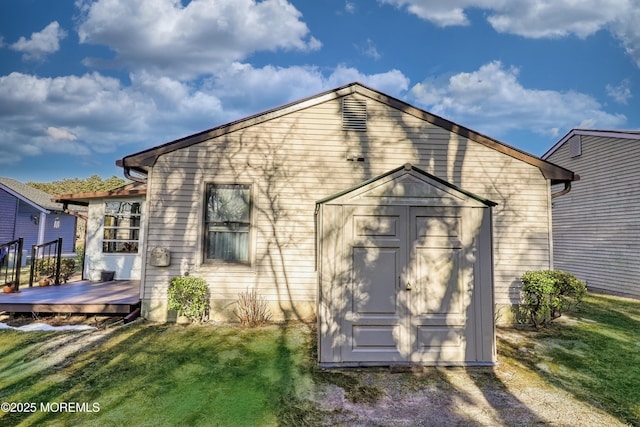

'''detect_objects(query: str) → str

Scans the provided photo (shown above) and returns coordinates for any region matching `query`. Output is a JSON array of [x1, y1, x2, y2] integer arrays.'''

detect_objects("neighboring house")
[[113, 83, 575, 366], [543, 129, 640, 298], [55, 182, 146, 281], [0, 177, 77, 263]]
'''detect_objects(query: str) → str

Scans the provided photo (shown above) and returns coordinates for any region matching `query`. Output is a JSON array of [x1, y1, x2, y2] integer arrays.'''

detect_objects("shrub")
[[35, 257, 57, 278], [35, 257, 76, 283], [60, 259, 76, 283], [167, 276, 209, 323], [520, 270, 587, 327], [234, 288, 272, 327], [75, 244, 85, 267]]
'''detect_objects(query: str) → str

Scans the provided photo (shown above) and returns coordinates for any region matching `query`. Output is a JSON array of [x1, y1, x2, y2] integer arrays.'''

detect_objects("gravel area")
[[301, 328, 627, 426]]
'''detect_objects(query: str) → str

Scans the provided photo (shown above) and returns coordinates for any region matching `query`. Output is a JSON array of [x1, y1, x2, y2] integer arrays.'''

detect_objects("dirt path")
[[303, 329, 627, 426]]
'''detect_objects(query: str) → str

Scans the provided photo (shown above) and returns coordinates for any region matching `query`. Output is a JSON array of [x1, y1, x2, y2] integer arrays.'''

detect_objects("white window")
[[204, 184, 251, 262], [103, 201, 141, 253]]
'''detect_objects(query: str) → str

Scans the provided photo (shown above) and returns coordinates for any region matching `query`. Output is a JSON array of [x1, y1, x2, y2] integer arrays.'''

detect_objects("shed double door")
[[341, 205, 473, 363]]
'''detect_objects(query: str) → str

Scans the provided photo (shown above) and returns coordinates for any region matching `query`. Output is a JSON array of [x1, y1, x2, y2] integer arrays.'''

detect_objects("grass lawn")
[[499, 293, 640, 425], [0, 323, 317, 426], [0, 293, 639, 426]]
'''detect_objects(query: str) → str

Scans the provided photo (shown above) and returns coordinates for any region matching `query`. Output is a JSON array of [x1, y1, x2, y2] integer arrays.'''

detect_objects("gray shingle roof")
[[0, 177, 63, 211]]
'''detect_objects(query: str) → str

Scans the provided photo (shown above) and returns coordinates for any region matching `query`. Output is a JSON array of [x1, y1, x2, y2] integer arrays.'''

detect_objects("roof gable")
[[118, 82, 575, 184], [318, 163, 496, 207], [542, 129, 640, 160], [0, 177, 61, 212]]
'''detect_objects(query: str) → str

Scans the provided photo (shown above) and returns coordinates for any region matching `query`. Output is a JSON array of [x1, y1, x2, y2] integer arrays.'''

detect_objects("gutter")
[[550, 174, 579, 199], [116, 158, 148, 183], [124, 167, 147, 183]]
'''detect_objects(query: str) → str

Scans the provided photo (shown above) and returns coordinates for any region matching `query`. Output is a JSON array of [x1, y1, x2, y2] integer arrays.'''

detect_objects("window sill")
[[103, 252, 140, 256], [198, 260, 256, 272]]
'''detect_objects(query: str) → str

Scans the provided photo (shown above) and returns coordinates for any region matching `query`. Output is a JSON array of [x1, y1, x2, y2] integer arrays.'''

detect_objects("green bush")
[[60, 259, 76, 283], [520, 270, 587, 327], [167, 276, 209, 323], [75, 244, 85, 267], [35, 257, 75, 283]]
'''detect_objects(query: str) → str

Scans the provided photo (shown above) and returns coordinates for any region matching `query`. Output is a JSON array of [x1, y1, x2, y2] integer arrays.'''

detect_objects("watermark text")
[[1, 401, 100, 413]]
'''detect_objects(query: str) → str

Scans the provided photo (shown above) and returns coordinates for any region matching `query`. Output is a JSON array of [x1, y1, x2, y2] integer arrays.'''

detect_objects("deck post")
[[14, 238, 23, 291], [54, 237, 62, 285], [29, 244, 37, 287]]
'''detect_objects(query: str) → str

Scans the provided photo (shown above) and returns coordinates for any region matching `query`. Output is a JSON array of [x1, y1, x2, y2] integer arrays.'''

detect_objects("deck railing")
[[29, 238, 62, 287], [0, 238, 23, 292]]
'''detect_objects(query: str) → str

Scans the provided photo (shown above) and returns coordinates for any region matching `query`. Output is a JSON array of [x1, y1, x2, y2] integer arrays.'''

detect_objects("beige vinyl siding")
[[548, 135, 640, 297], [142, 93, 551, 316]]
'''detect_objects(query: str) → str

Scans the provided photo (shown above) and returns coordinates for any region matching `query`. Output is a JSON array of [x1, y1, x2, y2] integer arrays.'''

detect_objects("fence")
[[0, 238, 23, 292], [29, 238, 62, 287]]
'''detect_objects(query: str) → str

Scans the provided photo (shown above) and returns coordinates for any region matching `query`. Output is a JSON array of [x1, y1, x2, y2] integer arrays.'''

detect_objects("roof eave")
[[54, 183, 147, 205]]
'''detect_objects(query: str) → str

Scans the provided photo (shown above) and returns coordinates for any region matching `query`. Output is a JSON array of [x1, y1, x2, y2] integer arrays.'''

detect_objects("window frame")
[[102, 200, 142, 254], [202, 183, 254, 265]]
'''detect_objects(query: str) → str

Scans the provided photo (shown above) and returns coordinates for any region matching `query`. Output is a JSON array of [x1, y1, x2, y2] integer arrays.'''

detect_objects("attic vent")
[[342, 98, 367, 131], [569, 135, 582, 158]]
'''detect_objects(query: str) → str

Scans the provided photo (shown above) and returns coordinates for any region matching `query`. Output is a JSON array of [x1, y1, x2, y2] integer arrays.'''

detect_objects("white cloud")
[[203, 63, 409, 118], [409, 61, 626, 137], [380, 0, 624, 35], [76, 0, 321, 79], [0, 72, 150, 159], [606, 79, 632, 104], [380, 0, 640, 66], [486, 0, 624, 39], [10, 21, 67, 61], [360, 39, 382, 60], [0, 65, 410, 164], [46, 127, 77, 141], [380, 0, 472, 26], [610, 7, 640, 68], [345, 2, 356, 13]]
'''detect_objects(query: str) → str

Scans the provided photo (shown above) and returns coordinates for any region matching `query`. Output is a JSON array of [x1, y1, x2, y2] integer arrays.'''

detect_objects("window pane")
[[103, 241, 139, 253], [207, 231, 248, 261], [103, 201, 142, 253], [104, 228, 140, 240], [204, 184, 251, 262], [207, 185, 250, 223]]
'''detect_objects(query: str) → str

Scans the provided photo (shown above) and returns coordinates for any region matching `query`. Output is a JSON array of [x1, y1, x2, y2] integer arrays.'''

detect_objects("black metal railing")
[[29, 238, 62, 287], [1, 238, 23, 292]]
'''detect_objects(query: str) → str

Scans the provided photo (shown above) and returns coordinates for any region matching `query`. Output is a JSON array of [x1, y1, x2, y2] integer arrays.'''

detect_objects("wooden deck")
[[0, 280, 141, 314]]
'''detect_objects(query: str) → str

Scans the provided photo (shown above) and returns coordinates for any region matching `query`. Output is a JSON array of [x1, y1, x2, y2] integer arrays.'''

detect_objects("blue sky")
[[0, 0, 638, 183]]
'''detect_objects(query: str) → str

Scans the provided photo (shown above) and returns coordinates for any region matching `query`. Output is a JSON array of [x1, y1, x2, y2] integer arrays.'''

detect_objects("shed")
[[117, 82, 576, 366], [543, 129, 640, 298], [0, 177, 77, 262], [317, 164, 495, 365]]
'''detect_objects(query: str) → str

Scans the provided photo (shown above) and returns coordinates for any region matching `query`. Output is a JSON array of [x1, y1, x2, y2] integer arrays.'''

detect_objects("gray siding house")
[[0, 177, 77, 260], [543, 129, 640, 298], [116, 83, 576, 366]]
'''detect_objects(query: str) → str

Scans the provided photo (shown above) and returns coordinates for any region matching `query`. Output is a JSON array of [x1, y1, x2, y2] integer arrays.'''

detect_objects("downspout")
[[551, 180, 572, 199], [548, 176, 577, 270], [119, 159, 148, 305]]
